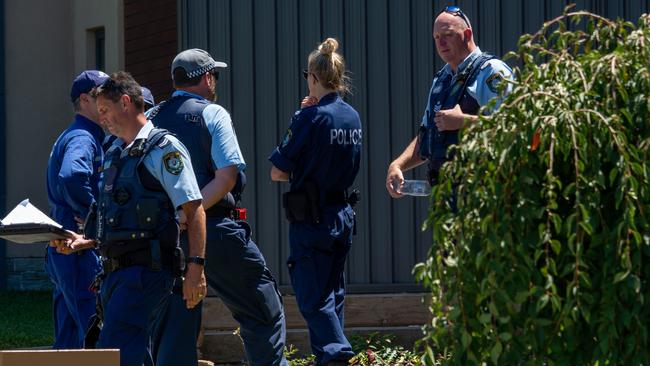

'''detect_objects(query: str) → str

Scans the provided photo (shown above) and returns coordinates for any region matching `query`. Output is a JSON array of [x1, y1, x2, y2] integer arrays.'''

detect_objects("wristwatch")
[[187, 256, 205, 266]]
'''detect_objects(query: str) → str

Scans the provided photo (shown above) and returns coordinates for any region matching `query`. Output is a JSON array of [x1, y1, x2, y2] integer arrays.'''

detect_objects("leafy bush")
[[285, 333, 422, 366], [414, 8, 650, 365], [348, 333, 421, 365]]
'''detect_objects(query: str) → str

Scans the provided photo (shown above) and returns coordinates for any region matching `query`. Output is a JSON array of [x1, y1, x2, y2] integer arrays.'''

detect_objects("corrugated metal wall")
[[178, 0, 650, 292]]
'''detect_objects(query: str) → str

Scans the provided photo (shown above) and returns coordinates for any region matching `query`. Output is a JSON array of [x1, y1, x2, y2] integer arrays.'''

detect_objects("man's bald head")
[[435, 11, 470, 31], [433, 11, 476, 71]]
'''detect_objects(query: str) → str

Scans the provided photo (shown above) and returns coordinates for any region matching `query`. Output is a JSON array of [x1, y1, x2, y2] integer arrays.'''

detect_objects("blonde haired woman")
[[269, 38, 362, 366]]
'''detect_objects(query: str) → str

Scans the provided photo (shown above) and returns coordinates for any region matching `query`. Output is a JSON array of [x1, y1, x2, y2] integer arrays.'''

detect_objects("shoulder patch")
[[486, 72, 504, 93], [163, 151, 184, 175], [280, 129, 293, 148]]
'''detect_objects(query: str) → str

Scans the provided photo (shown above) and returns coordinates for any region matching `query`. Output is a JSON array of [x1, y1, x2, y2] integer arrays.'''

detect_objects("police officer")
[[101, 86, 154, 152], [51, 71, 207, 366], [45, 70, 108, 349], [147, 48, 288, 366], [386, 6, 513, 195], [269, 38, 362, 366], [141, 86, 155, 110]]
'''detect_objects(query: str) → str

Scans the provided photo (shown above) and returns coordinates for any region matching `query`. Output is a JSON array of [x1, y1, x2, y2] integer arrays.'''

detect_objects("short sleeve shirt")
[[109, 121, 202, 209], [268, 93, 362, 194], [421, 47, 514, 127]]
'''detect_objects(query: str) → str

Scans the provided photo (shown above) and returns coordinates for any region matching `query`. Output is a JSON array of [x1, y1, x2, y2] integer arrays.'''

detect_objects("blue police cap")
[[70, 70, 109, 102], [141, 87, 155, 108]]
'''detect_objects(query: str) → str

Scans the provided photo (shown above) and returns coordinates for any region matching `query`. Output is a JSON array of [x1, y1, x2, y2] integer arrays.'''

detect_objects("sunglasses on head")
[[302, 69, 318, 82], [443, 5, 471, 28]]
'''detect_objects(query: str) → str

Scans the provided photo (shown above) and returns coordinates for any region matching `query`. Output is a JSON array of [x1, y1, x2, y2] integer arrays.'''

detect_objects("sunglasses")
[[302, 69, 318, 82], [211, 70, 220, 81], [443, 5, 471, 28]]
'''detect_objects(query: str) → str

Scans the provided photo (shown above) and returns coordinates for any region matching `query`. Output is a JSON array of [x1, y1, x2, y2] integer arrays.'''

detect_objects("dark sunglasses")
[[302, 69, 318, 82], [443, 5, 471, 28], [211, 70, 220, 81]]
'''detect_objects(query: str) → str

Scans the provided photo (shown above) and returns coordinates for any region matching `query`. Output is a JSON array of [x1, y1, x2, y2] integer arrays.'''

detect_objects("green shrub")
[[414, 8, 650, 365]]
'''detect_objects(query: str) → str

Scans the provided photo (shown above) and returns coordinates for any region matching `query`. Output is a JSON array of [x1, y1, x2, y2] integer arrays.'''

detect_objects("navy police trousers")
[[44, 247, 101, 349], [152, 217, 288, 366], [288, 205, 356, 365], [96, 266, 174, 366]]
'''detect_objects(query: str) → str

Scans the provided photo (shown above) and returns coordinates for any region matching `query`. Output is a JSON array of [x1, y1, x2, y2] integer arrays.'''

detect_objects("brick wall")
[[124, 0, 178, 103], [5, 257, 51, 291]]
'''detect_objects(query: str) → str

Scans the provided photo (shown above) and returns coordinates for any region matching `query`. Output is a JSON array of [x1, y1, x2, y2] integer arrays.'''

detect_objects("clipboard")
[[0, 223, 74, 244]]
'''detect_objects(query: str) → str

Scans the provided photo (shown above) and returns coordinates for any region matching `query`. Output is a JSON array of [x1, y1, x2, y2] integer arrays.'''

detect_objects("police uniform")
[[45, 113, 104, 349], [419, 47, 513, 183], [91, 121, 202, 366], [269, 92, 362, 365], [149, 90, 287, 366]]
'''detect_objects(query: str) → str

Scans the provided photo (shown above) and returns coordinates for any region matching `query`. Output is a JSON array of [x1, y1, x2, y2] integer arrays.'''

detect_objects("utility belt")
[[101, 242, 185, 277], [282, 181, 360, 224], [205, 205, 247, 220]]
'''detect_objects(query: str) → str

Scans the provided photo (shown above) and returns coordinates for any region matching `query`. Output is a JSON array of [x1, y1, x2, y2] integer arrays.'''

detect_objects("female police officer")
[[269, 38, 362, 366]]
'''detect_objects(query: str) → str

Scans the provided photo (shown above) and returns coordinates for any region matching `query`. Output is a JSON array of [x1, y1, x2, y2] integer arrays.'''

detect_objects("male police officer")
[[147, 48, 287, 366], [142, 86, 155, 110], [45, 70, 108, 349], [386, 6, 512, 195], [51, 71, 207, 366]]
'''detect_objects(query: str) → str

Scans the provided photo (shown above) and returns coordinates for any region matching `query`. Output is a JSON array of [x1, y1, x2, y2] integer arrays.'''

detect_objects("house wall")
[[3, 0, 123, 290]]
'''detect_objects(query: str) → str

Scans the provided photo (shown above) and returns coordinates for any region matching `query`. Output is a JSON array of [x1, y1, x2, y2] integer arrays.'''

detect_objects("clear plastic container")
[[396, 179, 431, 197]]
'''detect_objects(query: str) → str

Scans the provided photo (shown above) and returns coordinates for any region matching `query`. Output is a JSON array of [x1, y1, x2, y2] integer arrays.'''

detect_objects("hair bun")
[[318, 38, 339, 56]]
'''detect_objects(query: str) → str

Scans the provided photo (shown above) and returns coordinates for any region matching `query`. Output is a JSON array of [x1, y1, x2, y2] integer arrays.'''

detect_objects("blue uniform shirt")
[[146, 91, 246, 172], [269, 92, 362, 196], [105, 121, 203, 208], [421, 47, 514, 129], [47, 114, 105, 230]]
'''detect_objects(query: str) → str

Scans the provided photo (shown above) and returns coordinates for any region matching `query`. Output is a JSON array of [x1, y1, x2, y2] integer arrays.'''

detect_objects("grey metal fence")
[[178, 0, 650, 292]]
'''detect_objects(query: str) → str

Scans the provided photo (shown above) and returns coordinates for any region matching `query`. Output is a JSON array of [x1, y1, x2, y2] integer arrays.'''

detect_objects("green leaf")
[[537, 294, 550, 313], [479, 313, 492, 324], [550, 239, 562, 255], [613, 270, 630, 284], [461, 330, 472, 349], [499, 332, 513, 342], [491, 341, 503, 365]]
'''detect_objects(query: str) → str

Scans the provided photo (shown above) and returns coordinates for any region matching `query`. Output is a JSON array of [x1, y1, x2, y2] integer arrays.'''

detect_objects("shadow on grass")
[[0, 291, 53, 349]]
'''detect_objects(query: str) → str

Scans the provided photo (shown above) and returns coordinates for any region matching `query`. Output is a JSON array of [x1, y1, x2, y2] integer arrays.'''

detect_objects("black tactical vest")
[[419, 53, 495, 176], [149, 95, 245, 209], [97, 129, 179, 258]]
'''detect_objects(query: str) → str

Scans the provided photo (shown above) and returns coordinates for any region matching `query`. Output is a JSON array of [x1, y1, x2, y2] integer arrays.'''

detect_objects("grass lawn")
[[0, 291, 53, 349]]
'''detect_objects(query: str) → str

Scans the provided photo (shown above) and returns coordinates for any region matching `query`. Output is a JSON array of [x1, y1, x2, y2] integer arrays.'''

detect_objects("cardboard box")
[[0, 349, 119, 366]]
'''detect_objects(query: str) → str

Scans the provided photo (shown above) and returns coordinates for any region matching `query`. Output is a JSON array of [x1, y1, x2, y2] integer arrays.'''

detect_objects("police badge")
[[163, 151, 184, 175]]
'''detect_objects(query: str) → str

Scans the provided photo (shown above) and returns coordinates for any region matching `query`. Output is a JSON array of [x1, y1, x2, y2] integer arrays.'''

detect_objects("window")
[[87, 27, 105, 70], [94, 28, 105, 71]]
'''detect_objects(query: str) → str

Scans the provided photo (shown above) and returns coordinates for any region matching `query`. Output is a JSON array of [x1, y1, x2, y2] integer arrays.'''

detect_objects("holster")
[[283, 181, 320, 224], [172, 246, 186, 278], [418, 125, 433, 161]]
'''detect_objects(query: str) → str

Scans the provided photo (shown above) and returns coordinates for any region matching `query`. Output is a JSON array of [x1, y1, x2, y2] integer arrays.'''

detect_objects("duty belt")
[[102, 247, 174, 273], [205, 205, 247, 220]]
